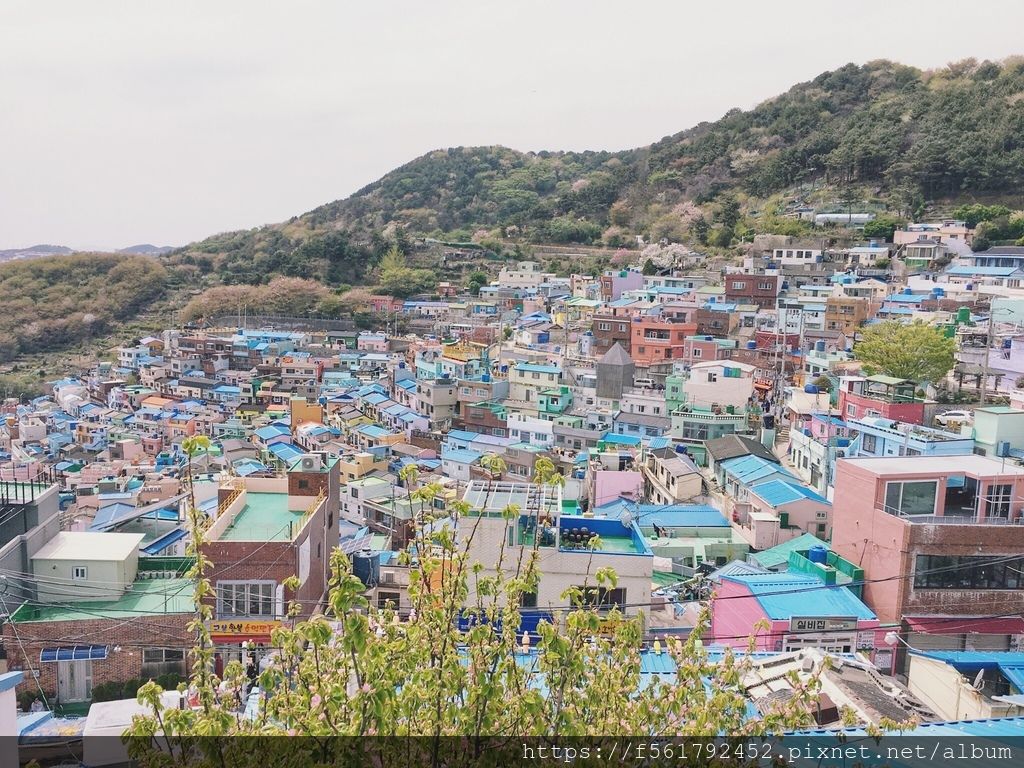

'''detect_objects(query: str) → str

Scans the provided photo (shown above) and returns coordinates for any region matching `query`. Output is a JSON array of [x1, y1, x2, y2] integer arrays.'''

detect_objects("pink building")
[[357, 333, 388, 353], [838, 375, 925, 425], [711, 573, 880, 655], [830, 455, 1024, 649]]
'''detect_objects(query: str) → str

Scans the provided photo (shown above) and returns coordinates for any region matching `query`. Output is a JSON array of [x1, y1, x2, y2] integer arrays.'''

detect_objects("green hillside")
[[173, 57, 1024, 280]]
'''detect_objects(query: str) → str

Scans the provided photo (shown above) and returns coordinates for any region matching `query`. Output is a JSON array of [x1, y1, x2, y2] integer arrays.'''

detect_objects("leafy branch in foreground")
[[125, 452, 894, 768]]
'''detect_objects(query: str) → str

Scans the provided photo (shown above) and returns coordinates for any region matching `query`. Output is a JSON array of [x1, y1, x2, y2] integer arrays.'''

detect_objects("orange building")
[[629, 315, 698, 366]]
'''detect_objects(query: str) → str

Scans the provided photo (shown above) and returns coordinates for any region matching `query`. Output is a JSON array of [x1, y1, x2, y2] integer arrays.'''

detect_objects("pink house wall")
[[592, 470, 643, 508], [838, 392, 924, 425], [710, 578, 771, 649]]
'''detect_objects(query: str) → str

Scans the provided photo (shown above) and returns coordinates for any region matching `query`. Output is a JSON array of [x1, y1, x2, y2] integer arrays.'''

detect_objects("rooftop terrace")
[[12, 578, 194, 623], [218, 491, 301, 541]]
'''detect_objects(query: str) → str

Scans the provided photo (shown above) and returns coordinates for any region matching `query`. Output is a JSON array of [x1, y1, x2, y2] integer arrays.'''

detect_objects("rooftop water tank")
[[705, 335, 714, 341], [815, 340, 826, 352], [808, 545, 828, 564], [903, 287, 913, 295], [804, 384, 819, 394], [482, 373, 491, 382], [352, 550, 379, 588], [1003, 338, 1012, 349]]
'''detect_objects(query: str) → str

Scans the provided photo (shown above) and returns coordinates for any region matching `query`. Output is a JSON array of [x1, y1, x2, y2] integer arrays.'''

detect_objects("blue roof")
[[722, 574, 875, 621], [597, 500, 729, 528], [885, 293, 928, 304], [267, 442, 303, 462], [445, 430, 478, 442], [141, 527, 187, 555], [356, 424, 392, 438], [254, 424, 290, 440], [947, 265, 1021, 276], [797, 715, 1024, 739], [441, 448, 483, 464], [910, 650, 1024, 692], [720, 455, 796, 486], [749, 479, 830, 507], [602, 433, 642, 446], [515, 363, 560, 374]]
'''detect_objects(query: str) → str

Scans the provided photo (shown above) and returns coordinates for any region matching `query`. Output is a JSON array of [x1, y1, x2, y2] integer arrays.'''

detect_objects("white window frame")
[[72, 566, 88, 580], [216, 580, 277, 618]]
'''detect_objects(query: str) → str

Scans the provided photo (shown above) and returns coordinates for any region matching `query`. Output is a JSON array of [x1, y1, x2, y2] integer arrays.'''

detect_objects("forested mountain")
[[5, 58, 1024, 365], [172, 57, 1024, 283], [0, 253, 167, 362]]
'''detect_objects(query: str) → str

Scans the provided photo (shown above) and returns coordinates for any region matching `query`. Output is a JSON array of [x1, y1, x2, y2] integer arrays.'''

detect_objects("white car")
[[935, 410, 973, 427]]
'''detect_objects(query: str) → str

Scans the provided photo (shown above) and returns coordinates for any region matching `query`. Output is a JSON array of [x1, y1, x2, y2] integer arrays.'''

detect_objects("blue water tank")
[[482, 373, 491, 382], [398, 362, 406, 368], [815, 340, 826, 352], [967, 283, 974, 291], [674, 444, 688, 454], [705, 335, 714, 341], [352, 550, 380, 588], [746, 341, 757, 350], [1003, 338, 1012, 349], [804, 384, 819, 394], [808, 545, 828, 564]]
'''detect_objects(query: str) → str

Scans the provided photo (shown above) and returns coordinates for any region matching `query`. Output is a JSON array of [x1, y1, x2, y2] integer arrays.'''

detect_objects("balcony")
[[879, 502, 1024, 526]]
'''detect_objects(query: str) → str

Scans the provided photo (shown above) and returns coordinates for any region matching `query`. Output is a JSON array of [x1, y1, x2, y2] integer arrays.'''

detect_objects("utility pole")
[[979, 308, 995, 406]]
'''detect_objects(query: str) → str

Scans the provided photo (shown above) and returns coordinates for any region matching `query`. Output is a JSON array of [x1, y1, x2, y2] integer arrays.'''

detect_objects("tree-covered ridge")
[[174, 58, 1024, 270], [0, 253, 167, 362]]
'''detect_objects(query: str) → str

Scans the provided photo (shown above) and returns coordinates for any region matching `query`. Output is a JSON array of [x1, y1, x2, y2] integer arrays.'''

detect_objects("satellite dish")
[[972, 669, 985, 690]]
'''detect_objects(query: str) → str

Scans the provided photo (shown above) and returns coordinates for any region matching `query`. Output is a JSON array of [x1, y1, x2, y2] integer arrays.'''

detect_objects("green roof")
[[865, 374, 911, 386], [652, 570, 684, 587], [12, 578, 195, 623], [220, 492, 300, 541], [748, 533, 828, 570]]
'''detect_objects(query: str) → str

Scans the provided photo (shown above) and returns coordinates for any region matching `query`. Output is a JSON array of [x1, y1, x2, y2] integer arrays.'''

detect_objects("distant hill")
[[0, 244, 74, 263], [118, 244, 175, 255], [172, 58, 1024, 283]]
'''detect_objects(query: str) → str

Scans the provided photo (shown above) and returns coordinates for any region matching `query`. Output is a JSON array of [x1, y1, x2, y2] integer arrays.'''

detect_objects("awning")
[[904, 616, 1024, 635], [40, 645, 108, 662], [142, 527, 187, 555]]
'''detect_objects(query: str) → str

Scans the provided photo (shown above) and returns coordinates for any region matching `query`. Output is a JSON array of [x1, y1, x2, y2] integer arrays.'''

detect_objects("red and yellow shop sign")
[[207, 619, 282, 641]]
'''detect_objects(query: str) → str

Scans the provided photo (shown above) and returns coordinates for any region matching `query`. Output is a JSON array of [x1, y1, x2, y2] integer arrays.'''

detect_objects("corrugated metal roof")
[[723, 574, 875, 621]]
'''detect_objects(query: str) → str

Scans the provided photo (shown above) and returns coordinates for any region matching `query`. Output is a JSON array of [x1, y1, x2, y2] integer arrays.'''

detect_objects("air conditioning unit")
[[299, 454, 323, 472]]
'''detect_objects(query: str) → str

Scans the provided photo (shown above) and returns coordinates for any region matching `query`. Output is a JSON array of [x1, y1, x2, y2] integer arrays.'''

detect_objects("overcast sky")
[[2, 1, 1022, 250]]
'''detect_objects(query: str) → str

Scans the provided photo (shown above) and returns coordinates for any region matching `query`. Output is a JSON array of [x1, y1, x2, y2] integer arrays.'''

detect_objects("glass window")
[[915, 554, 1024, 590], [861, 433, 877, 454], [885, 480, 937, 516]]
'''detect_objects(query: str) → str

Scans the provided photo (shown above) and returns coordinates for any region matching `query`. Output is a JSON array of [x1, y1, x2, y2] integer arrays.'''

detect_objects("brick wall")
[[2, 613, 192, 700]]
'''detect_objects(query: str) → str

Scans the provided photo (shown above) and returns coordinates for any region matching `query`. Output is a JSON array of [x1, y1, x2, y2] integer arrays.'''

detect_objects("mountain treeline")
[[0, 254, 167, 362]]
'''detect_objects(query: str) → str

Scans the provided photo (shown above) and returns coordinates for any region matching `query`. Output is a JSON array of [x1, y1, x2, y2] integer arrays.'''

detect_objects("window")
[[577, 586, 626, 608], [532, 372, 540, 380], [692, 349, 702, 358], [598, 322, 611, 331], [520, 591, 538, 608], [72, 566, 88, 580], [884, 480, 938, 516], [707, 372, 717, 383], [846, 404, 857, 417], [914, 554, 1024, 590], [731, 281, 747, 291], [861, 433, 877, 454], [141, 648, 185, 677], [618, 324, 627, 332], [985, 483, 1013, 518], [217, 581, 276, 618], [758, 282, 773, 291], [377, 591, 401, 609]]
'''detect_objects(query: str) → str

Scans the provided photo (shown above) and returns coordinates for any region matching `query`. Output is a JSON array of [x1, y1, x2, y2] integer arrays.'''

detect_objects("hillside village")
[[4, 213, 1024, 748]]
